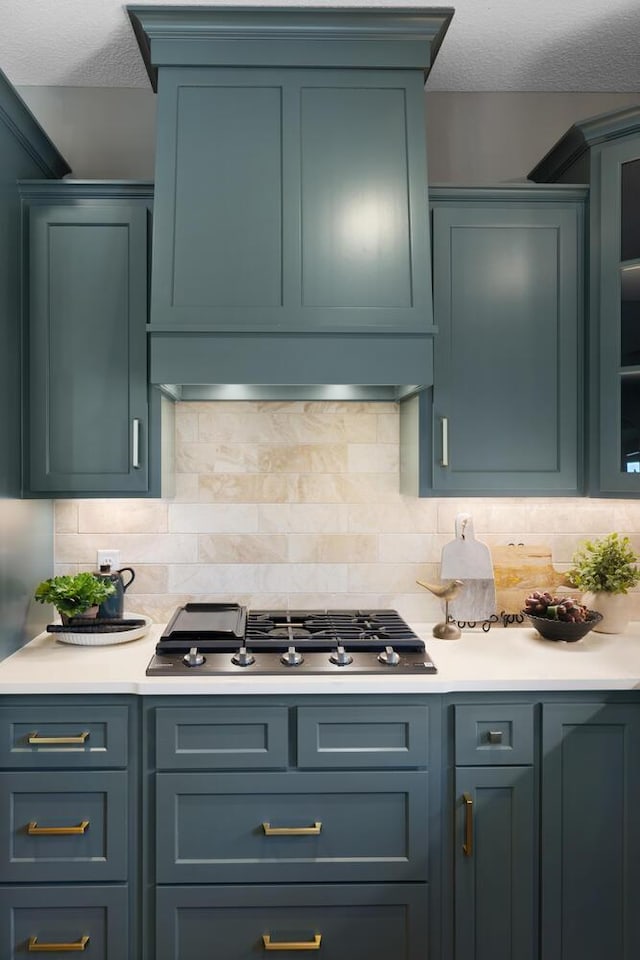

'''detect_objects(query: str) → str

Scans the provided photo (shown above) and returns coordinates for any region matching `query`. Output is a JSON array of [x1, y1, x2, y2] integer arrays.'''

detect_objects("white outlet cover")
[[97, 549, 121, 571]]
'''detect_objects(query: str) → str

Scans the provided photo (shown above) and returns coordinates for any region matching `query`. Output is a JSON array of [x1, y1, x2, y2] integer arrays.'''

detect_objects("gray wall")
[[16, 85, 640, 182]]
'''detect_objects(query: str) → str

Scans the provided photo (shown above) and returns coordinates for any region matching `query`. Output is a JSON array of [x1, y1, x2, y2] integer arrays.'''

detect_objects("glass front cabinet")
[[530, 106, 640, 496]]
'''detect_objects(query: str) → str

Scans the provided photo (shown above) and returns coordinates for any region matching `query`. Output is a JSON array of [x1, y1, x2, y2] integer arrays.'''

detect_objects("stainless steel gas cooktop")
[[146, 604, 437, 676]]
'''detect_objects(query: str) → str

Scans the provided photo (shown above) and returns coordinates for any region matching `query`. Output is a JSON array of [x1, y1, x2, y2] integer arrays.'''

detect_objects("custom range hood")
[[128, 6, 453, 400]]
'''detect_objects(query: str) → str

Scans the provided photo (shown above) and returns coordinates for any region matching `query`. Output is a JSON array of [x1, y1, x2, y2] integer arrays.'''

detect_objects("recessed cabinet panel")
[[300, 85, 411, 308], [171, 83, 283, 309], [621, 158, 640, 262], [156, 884, 428, 960], [429, 196, 583, 495], [25, 201, 150, 494]]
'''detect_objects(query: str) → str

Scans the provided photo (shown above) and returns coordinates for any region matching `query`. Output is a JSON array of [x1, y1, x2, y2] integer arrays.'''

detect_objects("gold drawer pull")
[[27, 820, 90, 836], [263, 934, 322, 951], [28, 935, 90, 952], [462, 792, 473, 857], [262, 822, 322, 836], [28, 731, 90, 745]]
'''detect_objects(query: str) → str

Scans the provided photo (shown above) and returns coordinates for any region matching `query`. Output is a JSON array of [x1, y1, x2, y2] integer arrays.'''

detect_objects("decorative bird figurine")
[[416, 578, 464, 639]]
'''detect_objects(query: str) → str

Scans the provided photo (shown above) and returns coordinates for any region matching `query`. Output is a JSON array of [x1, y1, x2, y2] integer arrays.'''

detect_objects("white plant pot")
[[581, 591, 631, 634]]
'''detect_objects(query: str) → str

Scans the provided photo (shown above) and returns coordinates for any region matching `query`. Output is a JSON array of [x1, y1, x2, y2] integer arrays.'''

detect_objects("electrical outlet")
[[97, 549, 121, 571]]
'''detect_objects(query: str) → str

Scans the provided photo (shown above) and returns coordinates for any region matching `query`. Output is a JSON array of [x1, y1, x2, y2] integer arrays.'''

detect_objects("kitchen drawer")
[[155, 770, 428, 883], [154, 706, 289, 770], [155, 884, 429, 960], [0, 771, 128, 882], [296, 704, 429, 768], [0, 705, 128, 768], [455, 703, 534, 765], [0, 884, 129, 960]]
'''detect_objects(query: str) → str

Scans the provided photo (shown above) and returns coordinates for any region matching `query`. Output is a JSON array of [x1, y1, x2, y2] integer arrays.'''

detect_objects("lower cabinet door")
[[156, 884, 428, 960], [541, 703, 640, 960], [0, 885, 128, 959], [455, 766, 536, 960]]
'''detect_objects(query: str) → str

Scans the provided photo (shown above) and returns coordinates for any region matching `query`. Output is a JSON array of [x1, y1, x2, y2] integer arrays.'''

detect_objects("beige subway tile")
[[199, 534, 287, 563], [176, 442, 257, 474], [258, 564, 348, 593], [347, 443, 399, 474], [437, 499, 528, 535], [378, 533, 442, 563], [257, 443, 348, 474], [198, 411, 287, 443], [348, 501, 438, 532], [124, 594, 191, 624], [168, 564, 260, 594], [169, 503, 259, 533], [54, 563, 80, 577], [388, 592, 443, 623], [56, 533, 198, 565], [175, 409, 198, 442], [125, 565, 169, 595], [523, 501, 616, 534], [258, 503, 349, 534], [54, 501, 78, 533], [295, 474, 400, 503], [288, 534, 378, 563], [199, 474, 294, 502], [377, 413, 400, 443], [348, 563, 431, 594], [78, 501, 168, 534], [284, 412, 378, 444], [173, 474, 199, 502]]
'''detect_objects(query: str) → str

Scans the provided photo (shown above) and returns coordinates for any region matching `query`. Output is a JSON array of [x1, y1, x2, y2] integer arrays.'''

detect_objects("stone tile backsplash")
[[54, 401, 640, 624]]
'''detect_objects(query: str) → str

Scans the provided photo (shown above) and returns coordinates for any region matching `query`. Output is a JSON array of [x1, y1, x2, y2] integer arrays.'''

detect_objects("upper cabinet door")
[[593, 136, 640, 495], [25, 202, 150, 495], [429, 195, 584, 495], [150, 68, 434, 334]]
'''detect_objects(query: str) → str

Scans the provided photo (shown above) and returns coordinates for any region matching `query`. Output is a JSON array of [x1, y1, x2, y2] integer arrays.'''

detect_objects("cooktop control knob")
[[280, 646, 304, 666], [231, 646, 255, 667], [183, 647, 205, 667], [378, 645, 400, 666], [329, 645, 353, 666]]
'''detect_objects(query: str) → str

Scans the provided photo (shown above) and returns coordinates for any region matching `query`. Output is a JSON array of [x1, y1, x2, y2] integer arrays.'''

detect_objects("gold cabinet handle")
[[28, 731, 90, 745], [28, 935, 89, 952], [462, 792, 473, 857], [263, 934, 322, 951], [262, 822, 322, 836], [27, 820, 90, 836]]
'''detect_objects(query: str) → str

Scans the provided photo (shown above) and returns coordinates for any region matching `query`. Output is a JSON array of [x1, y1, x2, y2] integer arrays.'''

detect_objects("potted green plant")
[[34, 572, 116, 624], [567, 533, 640, 633]]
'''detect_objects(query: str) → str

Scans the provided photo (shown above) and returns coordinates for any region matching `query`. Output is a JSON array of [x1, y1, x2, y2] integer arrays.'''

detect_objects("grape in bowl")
[[522, 591, 603, 642]]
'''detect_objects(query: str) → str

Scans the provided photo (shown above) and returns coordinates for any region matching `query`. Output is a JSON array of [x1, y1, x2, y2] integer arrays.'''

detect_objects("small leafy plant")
[[34, 572, 115, 619], [567, 533, 640, 595]]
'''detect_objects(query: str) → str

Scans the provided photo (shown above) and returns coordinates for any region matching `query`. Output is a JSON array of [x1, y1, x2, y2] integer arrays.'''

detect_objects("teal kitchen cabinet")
[[530, 107, 640, 496], [452, 703, 536, 960], [541, 702, 640, 960], [20, 181, 171, 497], [145, 697, 440, 960], [401, 186, 586, 496], [0, 696, 138, 960]]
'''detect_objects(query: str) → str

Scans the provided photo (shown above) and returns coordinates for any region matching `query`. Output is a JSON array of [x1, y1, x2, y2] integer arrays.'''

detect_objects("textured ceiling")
[[0, 0, 639, 92]]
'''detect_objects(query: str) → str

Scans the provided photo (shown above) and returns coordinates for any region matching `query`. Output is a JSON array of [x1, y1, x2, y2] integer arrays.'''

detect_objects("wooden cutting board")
[[491, 544, 572, 615]]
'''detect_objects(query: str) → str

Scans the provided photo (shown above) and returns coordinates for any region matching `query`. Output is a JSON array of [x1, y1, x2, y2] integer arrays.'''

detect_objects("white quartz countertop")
[[1, 619, 639, 694]]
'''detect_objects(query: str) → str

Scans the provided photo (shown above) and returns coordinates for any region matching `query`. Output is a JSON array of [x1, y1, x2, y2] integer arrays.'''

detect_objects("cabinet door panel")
[[430, 201, 582, 494], [455, 766, 536, 960], [27, 203, 149, 494], [156, 884, 428, 960], [542, 703, 640, 960]]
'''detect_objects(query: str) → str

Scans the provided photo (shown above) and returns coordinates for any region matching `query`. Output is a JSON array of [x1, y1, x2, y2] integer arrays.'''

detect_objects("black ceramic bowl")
[[522, 610, 603, 642]]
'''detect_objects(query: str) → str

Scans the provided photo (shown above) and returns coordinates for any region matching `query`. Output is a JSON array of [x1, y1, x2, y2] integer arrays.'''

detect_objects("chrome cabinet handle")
[[462, 792, 473, 857], [441, 416, 449, 467], [262, 822, 322, 836], [28, 935, 89, 952], [27, 820, 89, 836], [263, 934, 322, 951], [28, 731, 89, 745], [132, 418, 141, 469]]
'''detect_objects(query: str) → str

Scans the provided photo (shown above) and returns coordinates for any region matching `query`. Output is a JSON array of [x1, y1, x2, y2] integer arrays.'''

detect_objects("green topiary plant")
[[567, 533, 640, 595], [34, 572, 115, 620]]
